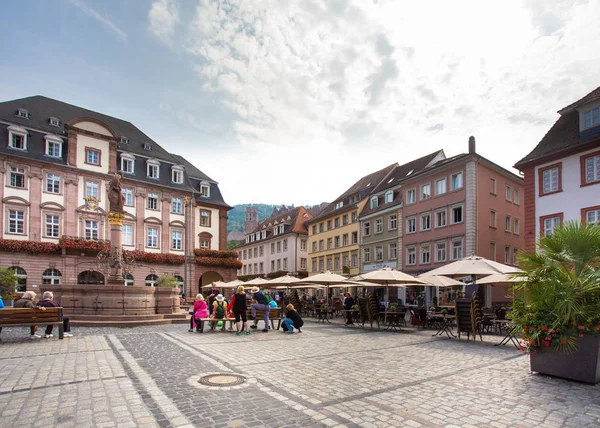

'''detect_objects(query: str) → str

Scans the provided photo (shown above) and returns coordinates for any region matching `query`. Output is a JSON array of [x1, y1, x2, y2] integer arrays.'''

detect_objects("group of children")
[[188, 284, 304, 335]]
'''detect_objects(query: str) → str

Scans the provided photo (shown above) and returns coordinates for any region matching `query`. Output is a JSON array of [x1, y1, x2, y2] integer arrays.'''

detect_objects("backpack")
[[215, 301, 226, 319], [262, 292, 272, 305]]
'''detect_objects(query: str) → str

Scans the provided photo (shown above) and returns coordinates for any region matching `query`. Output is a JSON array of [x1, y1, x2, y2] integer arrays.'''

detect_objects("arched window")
[[78, 271, 105, 285], [42, 268, 62, 285], [124, 273, 134, 287], [145, 274, 159, 287], [9, 267, 27, 292]]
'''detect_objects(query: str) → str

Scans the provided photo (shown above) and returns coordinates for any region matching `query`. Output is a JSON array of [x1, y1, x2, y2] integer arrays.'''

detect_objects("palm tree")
[[512, 221, 600, 353]]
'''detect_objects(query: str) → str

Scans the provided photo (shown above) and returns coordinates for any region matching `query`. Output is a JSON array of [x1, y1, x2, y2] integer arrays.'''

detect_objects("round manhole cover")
[[198, 373, 246, 387]]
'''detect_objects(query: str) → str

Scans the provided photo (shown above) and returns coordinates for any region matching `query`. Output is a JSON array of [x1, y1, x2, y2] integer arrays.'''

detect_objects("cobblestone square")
[[1, 321, 600, 427]]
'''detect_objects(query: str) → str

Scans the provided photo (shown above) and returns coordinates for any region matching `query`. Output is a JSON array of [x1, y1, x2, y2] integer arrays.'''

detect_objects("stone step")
[[70, 316, 189, 327], [67, 314, 170, 321]]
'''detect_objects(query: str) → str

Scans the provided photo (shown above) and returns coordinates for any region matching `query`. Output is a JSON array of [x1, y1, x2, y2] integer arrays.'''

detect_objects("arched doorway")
[[9, 267, 27, 292], [78, 271, 105, 285], [198, 272, 224, 294], [42, 268, 62, 285]]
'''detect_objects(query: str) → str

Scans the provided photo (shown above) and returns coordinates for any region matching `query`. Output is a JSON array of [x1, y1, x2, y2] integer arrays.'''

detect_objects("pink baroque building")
[[0, 96, 237, 297], [401, 137, 524, 307]]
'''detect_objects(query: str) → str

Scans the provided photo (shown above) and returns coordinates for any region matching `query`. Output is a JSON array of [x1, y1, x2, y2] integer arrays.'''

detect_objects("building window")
[[505, 185, 511, 201], [123, 273, 134, 287], [300, 239, 307, 250], [46, 174, 60, 193], [584, 207, 600, 225], [9, 167, 25, 188], [342, 214, 348, 225], [122, 224, 133, 246], [49, 118, 60, 127], [539, 163, 561, 195], [300, 258, 307, 270], [451, 205, 463, 224], [385, 191, 393, 203], [505, 246, 511, 264], [326, 258, 331, 271], [541, 214, 562, 237], [334, 217, 340, 228], [312, 225, 317, 235], [375, 219, 383, 234], [46, 139, 62, 158], [583, 107, 600, 129], [8, 128, 27, 150], [389, 214, 397, 230], [318, 240, 324, 251], [172, 198, 183, 214], [451, 172, 463, 191], [420, 213, 431, 231], [514, 218, 520, 235], [582, 152, 600, 185], [283, 239, 288, 251], [172, 168, 184, 184], [364, 248, 371, 263], [370, 196, 378, 209], [84, 220, 99, 240], [490, 177, 497, 195], [334, 236, 340, 248], [145, 274, 159, 287], [327, 220, 332, 230], [505, 215, 511, 232], [436, 242, 446, 263], [147, 193, 158, 210], [202, 238, 211, 248], [253, 247, 258, 258], [407, 217, 416, 233], [513, 190, 519, 205], [389, 243, 397, 259], [85, 148, 100, 165], [200, 183, 210, 197], [326, 238, 332, 250], [421, 184, 431, 200], [490, 210, 497, 228], [435, 209, 446, 228], [8, 210, 25, 234], [489, 242, 496, 261], [375, 246, 383, 262], [42, 268, 62, 285], [312, 241, 317, 252], [351, 232, 358, 244], [85, 181, 99, 198], [16, 109, 29, 119], [147, 161, 160, 179], [11, 266, 27, 292], [352, 212, 357, 222], [172, 231, 183, 250], [121, 155, 135, 174], [421, 245, 431, 264], [45, 214, 60, 237], [277, 241, 282, 252], [144, 143, 153, 151], [283, 258, 288, 270], [319, 222, 324, 233], [407, 189, 416, 204], [364, 222, 371, 236], [513, 248, 519, 266], [452, 239, 463, 260], [147, 228, 159, 248], [406, 247, 416, 265], [435, 178, 447, 196], [352, 253, 358, 267], [122, 188, 134, 206]]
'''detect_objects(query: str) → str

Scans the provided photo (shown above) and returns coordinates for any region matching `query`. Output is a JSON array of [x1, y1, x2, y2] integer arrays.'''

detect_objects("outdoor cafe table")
[[383, 311, 406, 331], [430, 314, 456, 338], [315, 307, 334, 324]]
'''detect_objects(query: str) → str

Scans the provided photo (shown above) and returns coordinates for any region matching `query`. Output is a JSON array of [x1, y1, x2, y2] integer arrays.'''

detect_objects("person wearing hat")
[[207, 282, 219, 315], [250, 286, 270, 332], [211, 294, 228, 329]]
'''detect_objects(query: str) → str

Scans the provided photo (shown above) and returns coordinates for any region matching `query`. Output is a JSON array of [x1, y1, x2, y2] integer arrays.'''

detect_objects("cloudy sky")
[[1, 0, 599, 206]]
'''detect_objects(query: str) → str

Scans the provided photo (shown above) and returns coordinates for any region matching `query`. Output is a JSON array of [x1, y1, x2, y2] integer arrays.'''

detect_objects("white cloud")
[[157, 0, 600, 205], [67, 0, 126, 41], [149, 0, 180, 44]]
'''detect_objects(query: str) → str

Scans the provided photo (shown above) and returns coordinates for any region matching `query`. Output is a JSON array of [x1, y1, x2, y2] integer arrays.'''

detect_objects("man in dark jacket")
[[37, 291, 73, 338]]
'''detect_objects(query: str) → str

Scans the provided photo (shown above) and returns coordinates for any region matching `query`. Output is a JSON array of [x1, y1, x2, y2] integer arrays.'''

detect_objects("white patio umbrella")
[[351, 267, 428, 286], [296, 271, 356, 304], [474, 273, 526, 285], [201, 281, 227, 289], [225, 279, 245, 287], [244, 277, 270, 286], [424, 255, 522, 278], [266, 276, 303, 286], [417, 274, 464, 287]]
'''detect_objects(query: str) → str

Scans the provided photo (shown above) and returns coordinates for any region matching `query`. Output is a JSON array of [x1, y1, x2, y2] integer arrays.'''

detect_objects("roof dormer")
[[49, 117, 60, 127], [16, 108, 29, 119]]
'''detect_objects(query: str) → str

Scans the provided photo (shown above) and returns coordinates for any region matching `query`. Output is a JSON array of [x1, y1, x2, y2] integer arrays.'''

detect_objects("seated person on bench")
[[37, 291, 73, 338]]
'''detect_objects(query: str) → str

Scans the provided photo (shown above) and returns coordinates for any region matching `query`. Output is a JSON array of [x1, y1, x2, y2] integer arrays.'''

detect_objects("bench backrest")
[[246, 308, 281, 317], [0, 307, 63, 325]]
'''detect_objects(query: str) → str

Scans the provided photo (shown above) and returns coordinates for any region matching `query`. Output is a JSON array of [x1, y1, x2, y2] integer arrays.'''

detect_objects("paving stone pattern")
[[1, 321, 600, 427]]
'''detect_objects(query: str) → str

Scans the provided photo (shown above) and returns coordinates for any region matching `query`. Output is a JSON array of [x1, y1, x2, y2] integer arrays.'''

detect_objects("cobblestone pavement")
[[1, 320, 600, 427]]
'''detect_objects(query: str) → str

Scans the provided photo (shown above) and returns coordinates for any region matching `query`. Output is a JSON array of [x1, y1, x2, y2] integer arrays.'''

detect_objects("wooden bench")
[[194, 317, 236, 333], [0, 307, 64, 339], [247, 307, 282, 330]]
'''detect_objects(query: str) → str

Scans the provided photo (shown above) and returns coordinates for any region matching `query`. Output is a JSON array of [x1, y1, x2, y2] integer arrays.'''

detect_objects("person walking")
[[250, 286, 270, 332], [189, 294, 209, 332], [282, 304, 304, 334], [232, 285, 250, 336], [36, 291, 73, 338]]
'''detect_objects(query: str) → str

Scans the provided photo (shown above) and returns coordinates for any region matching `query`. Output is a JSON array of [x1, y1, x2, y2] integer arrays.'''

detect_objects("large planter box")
[[530, 334, 600, 384], [155, 287, 181, 314]]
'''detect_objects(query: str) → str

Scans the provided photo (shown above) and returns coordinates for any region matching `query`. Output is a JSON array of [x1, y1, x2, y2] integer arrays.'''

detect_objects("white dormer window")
[[335, 201, 344, 209], [143, 143, 152, 151], [370, 196, 378, 209], [385, 191, 393, 203], [273, 227, 278, 236], [172, 166, 184, 184], [147, 159, 160, 179], [200, 182, 210, 197], [16, 109, 29, 119], [279, 224, 285, 234], [7, 125, 28, 151], [584, 107, 600, 130], [261, 231, 266, 239], [49, 117, 60, 127], [121, 153, 135, 174], [120, 137, 129, 144], [44, 135, 63, 158]]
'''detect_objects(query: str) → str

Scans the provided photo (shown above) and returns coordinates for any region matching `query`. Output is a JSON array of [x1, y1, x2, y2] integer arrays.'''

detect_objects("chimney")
[[468, 136, 476, 154]]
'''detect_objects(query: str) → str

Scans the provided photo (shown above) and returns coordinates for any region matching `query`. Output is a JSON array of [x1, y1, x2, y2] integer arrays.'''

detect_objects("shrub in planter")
[[511, 221, 600, 383]]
